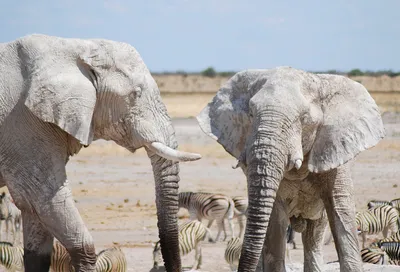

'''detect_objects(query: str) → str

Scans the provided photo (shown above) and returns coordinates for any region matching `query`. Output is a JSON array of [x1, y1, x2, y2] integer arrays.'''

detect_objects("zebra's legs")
[[227, 218, 235, 240], [207, 219, 216, 242], [302, 216, 328, 272], [192, 242, 202, 270], [213, 218, 225, 242], [237, 215, 245, 238], [22, 211, 54, 272]]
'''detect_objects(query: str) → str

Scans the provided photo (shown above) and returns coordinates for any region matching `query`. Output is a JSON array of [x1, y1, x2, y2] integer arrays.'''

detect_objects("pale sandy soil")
[[2, 95, 400, 271]]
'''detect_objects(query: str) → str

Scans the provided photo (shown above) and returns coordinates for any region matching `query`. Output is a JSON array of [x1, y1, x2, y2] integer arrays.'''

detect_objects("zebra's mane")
[[0, 241, 13, 247]]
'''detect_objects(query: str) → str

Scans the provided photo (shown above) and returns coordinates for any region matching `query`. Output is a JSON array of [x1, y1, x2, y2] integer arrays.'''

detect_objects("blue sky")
[[1, 0, 399, 72]]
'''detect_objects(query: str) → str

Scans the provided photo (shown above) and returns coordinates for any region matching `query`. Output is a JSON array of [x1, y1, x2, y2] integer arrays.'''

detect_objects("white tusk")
[[146, 142, 202, 162], [295, 159, 302, 170]]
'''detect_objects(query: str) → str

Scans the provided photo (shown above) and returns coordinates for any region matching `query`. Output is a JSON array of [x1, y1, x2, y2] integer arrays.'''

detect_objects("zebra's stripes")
[[178, 192, 235, 242], [379, 242, 400, 265], [390, 198, 400, 211], [361, 246, 388, 265], [50, 240, 73, 272], [0, 241, 24, 271], [356, 205, 399, 248], [0, 192, 22, 244], [224, 237, 242, 272], [95, 247, 127, 272], [153, 220, 210, 270], [232, 196, 248, 238]]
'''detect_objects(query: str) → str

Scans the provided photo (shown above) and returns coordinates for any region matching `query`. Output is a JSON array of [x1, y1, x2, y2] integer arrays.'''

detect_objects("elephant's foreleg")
[[321, 165, 362, 272], [302, 216, 328, 272], [22, 211, 54, 272], [37, 185, 96, 271], [256, 196, 288, 272]]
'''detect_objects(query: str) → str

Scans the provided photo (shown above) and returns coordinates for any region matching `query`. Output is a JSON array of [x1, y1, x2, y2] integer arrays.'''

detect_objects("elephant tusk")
[[146, 142, 202, 162], [295, 159, 302, 170]]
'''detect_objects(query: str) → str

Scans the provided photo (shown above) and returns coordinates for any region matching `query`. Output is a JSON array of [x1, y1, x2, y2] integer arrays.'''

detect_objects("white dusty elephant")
[[196, 67, 385, 272], [0, 34, 201, 272]]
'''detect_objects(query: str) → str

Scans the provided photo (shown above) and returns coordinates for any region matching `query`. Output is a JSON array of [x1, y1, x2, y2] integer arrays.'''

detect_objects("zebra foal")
[[153, 220, 210, 270], [224, 237, 242, 271], [0, 192, 22, 244], [356, 205, 399, 248], [178, 192, 235, 242]]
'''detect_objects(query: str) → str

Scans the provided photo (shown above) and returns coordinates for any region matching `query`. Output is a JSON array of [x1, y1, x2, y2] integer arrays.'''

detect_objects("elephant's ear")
[[23, 45, 103, 146], [197, 70, 265, 159], [308, 77, 385, 173]]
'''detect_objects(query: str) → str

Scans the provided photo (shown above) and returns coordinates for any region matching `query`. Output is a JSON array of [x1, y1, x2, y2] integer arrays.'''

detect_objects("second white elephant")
[[197, 66, 385, 272]]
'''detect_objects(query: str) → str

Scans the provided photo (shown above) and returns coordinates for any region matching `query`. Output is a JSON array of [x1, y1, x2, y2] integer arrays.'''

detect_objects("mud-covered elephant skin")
[[197, 66, 385, 272], [0, 34, 201, 272]]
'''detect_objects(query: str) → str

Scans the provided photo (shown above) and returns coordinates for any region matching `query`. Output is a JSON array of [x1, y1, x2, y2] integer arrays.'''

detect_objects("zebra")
[[50, 240, 73, 272], [224, 237, 242, 271], [178, 192, 236, 242], [95, 246, 127, 272], [379, 242, 400, 265], [367, 200, 392, 210], [0, 241, 24, 272], [232, 196, 248, 238], [390, 198, 400, 211], [0, 192, 22, 244], [360, 246, 388, 265], [153, 220, 211, 270], [356, 205, 399, 248]]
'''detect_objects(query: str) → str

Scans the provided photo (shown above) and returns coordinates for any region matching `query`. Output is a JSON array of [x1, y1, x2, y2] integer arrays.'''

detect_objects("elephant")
[[196, 66, 385, 272], [0, 34, 201, 272]]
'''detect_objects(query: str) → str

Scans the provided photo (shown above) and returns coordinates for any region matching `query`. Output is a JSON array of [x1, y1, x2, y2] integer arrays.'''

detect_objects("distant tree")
[[201, 67, 217, 77], [218, 71, 236, 77], [348, 69, 364, 76], [176, 70, 188, 77]]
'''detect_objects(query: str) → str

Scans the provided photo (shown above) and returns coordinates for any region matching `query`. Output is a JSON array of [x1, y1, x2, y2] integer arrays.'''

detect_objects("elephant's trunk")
[[238, 124, 287, 271], [149, 153, 181, 272]]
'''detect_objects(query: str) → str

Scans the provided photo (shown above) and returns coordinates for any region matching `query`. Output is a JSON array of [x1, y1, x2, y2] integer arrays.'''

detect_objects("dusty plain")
[[2, 89, 400, 271]]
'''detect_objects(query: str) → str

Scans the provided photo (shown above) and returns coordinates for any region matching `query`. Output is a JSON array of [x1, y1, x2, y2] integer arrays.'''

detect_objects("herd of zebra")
[[0, 189, 399, 270], [358, 198, 400, 265], [152, 192, 400, 271], [0, 192, 128, 272]]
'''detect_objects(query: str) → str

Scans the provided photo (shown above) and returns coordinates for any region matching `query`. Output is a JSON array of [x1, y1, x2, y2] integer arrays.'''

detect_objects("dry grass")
[[161, 91, 400, 119]]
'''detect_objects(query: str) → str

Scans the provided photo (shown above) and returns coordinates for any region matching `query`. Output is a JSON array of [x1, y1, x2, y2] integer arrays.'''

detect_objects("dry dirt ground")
[[2, 93, 400, 271]]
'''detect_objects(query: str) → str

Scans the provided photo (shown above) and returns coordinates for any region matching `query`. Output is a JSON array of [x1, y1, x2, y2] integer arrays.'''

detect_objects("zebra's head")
[[0, 192, 8, 220], [152, 241, 162, 269]]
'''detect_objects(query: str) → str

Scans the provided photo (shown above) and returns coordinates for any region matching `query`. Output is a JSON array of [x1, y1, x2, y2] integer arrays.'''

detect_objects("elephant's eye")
[[133, 86, 142, 98]]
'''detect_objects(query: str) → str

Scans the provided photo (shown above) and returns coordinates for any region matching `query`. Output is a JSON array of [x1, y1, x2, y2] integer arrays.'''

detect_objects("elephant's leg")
[[36, 185, 96, 271], [320, 165, 362, 272], [256, 196, 288, 272], [22, 211, 54, 272], [302, 216, 328, 272]]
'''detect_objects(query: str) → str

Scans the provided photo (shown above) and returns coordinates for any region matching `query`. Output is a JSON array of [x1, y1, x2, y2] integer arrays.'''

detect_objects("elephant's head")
[[15, 34, 201, 271], [197, 66, 384, 271]]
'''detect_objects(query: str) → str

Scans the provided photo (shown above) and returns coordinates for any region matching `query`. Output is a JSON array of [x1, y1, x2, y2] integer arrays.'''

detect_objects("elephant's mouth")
[[145, 142, 201, 162]]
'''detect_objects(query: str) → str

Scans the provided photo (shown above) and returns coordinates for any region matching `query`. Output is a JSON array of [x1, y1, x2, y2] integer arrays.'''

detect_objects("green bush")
[[201, 67, 217, 77], [348, 69, 364, 76]]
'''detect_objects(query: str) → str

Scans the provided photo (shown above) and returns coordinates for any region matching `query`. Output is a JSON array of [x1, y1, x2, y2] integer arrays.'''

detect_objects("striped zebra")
[[360, 246, 388, 265], [96, 247, 127, 272], [0, 192, 22, 244], [224, 237, 242, 271], [0, 241, 24, 272], [178, 192, 236, 242], [367, 200, 392, 210], [232, 196, 248, 238], [391, 198, 400, 211], [356, 205, 399, 248], [153, 220, 211, 270], [50, 240, 73, 272]]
